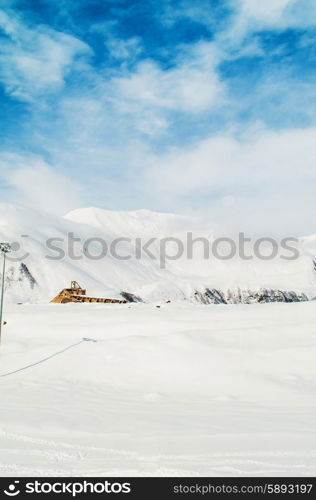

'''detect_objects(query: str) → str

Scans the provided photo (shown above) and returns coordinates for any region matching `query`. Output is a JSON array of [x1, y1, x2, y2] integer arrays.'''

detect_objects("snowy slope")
[[0, 203, 315, 303], [1, 301, 316, 476]]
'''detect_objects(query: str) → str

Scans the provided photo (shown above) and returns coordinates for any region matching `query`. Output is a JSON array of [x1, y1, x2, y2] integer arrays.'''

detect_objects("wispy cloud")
[[224, 0, 316, 44], [0, 8, 90, 101], [143, 126, 316, 233], [0, 153, 83, 214]]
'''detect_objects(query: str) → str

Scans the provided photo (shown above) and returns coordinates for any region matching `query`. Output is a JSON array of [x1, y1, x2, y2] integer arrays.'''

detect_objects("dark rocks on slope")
[[194, 288, 308, 305], [19, 263, 37, 289], [120, 291, 143, 303]]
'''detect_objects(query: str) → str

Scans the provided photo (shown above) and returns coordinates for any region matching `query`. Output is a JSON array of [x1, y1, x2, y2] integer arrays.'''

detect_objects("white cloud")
[[114, 60, 222, 113], [147, 126, 316, 193], [237, 0, 295, 25], [225, 0, 316, 44], [0, 153, 83, 214], [107, 41, 224, 135], [0, 9, 90, 101], [43, 38, 224, 144], [143, 126, 316, 234], [106, 36, 143, 61]]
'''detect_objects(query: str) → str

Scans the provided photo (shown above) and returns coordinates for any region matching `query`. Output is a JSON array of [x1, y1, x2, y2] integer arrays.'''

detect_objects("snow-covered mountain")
[[0, 203, 315, 304]]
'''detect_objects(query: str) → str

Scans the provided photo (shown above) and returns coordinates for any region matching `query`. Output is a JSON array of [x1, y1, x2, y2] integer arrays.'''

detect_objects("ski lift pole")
[[0, 243, 11, 344]]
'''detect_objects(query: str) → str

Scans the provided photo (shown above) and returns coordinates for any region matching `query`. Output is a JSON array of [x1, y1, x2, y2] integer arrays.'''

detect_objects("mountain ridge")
[[0, 203, 315, 304]]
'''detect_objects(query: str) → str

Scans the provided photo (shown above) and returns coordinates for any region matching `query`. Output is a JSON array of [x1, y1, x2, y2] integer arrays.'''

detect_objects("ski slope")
[[0, 301, 316, 476]]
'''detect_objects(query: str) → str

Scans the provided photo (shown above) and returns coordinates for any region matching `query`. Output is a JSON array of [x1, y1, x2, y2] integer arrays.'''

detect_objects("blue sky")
[[1, 0, 316, 233]]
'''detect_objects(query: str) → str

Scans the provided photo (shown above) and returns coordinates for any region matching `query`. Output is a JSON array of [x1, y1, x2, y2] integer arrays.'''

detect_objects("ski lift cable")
[[0, 337, 97, 378]]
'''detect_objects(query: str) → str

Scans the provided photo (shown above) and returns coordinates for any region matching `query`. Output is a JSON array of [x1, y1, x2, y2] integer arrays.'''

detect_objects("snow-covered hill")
[[0, 203, 315, 304], [1, 300, 316, 476]]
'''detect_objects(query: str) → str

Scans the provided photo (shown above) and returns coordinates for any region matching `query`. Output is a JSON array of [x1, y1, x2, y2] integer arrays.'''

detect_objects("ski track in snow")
[[0, 301, 316, 476], [0, 340, 91, 378]]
